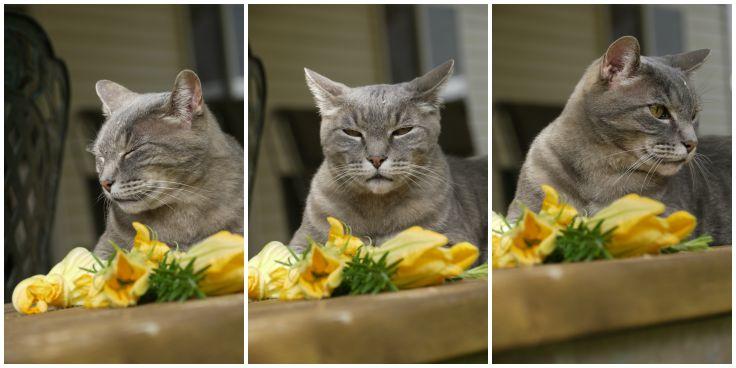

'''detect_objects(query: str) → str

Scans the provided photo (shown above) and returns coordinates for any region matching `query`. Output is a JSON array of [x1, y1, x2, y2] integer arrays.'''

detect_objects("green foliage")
[[546, 219, 615, 263], [146, 253, 210, 303], [661, 235, 713, 254], [338, 249, 401, 295], [448, 262, 488, 282], [458, 262, 488, 279]]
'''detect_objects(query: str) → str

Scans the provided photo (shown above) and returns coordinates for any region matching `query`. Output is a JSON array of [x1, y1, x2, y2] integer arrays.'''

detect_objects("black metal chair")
[[4, 13, 70, 298], [248, 47, 267, 208]]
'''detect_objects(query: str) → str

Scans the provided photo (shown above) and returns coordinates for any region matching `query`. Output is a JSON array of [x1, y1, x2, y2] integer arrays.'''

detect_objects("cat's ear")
[[304, 68, 348, 116], [169, 69, 204, 125], [600, 36, 641, 83], [658, 49, 710, 73], [95, 80, 136, 116], [408, 59, 454, 109]]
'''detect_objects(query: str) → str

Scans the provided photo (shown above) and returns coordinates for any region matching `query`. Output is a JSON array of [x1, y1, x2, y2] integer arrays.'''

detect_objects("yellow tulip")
[[370, 226, 479, 288], [492, 233, 514, 269], [12, 275, 64, 315], [71, 274, 94, 306], [131, 222, 173, 267], [539, 184, 578, 227], [491, 211, 511, 234], [247, 241, 295, 300], [85, 250, 150, 308], [590, 194, 697, 257], [282, 244, 344, 300], [325, 217, 365, 258], [184, 231, 244, 296], [506, 209, 558, 266], [270, 267, 306, 301], [12, 247, 97, 314]]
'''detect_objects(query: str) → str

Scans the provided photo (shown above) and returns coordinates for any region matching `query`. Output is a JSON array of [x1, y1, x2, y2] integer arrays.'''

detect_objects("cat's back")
[[447, 155, 488, 216]]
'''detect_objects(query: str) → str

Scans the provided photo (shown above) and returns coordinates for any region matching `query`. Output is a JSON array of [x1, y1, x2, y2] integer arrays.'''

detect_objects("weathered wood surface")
[[493, 246, 732, 353], [249, 279, 488, 363], [494, 314, 731, 363], [5, 294, 244, 363]]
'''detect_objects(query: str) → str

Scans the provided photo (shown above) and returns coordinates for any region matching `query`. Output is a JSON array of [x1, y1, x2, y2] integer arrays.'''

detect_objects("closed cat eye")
[[342, 129, 362, 138], [392, 127, 413, 136], [648, 104, 671, 120]]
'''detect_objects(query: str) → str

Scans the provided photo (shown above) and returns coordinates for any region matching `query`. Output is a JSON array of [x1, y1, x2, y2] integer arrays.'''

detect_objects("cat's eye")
[[343, 129, 362, 138], [122, 148, 137, 159], [649, 104, 671, 120], [95, 157, 104, 172], [392, 127, 414, 136]]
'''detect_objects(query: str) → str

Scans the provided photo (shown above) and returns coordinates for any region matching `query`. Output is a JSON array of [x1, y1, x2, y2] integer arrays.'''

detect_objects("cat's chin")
[[364, 177, 396, 195], [655, 161, 686, 176], [114, 199, 158, 214]]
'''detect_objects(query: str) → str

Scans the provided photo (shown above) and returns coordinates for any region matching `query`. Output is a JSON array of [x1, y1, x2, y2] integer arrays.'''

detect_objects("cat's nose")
[[100, 179, 114, 192], [682, 140, 697, 153], [367, 155, 387, 169]]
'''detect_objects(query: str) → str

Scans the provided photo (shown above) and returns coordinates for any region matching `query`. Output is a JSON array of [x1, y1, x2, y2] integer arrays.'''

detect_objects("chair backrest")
[[4, 13, 70, 298], [248, 48, 267, 205]]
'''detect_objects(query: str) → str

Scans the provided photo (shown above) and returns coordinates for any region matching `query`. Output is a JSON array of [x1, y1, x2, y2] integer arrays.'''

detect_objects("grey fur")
[[511, 36, 731, 245], [91, 70, 243, 258], [292, 60, 488, 262]]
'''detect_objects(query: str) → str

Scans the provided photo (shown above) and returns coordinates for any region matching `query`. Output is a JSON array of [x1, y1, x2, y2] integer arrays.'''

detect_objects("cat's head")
[[584, 36, 710, 177], [305, 60, 453, 194], [91, 70, 210, 214]]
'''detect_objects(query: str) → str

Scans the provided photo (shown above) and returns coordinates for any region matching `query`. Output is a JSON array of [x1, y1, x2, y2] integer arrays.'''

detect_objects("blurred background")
[[492, 4, 732, 214], [4, 5, 243, 296], [248, 4, 488, 255]]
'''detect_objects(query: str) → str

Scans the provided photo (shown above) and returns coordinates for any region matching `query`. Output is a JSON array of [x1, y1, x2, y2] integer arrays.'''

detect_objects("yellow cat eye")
[[649, 104, 671, 120]]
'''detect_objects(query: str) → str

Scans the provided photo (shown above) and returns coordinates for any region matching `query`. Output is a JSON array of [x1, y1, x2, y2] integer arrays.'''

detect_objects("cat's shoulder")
[[446, 155, 487, 177], [698, 135, 731, 166]]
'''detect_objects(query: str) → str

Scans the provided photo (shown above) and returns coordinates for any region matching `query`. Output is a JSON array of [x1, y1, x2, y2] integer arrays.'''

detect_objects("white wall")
[[456, 4, 489, 155], [670, 4, 732, 136], [248, 5, 387, 254], [28, 5, 191, 262]]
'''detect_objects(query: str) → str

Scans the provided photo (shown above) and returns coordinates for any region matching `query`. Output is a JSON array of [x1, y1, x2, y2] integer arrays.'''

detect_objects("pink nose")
[[100, 179, 113, 192], [367, 156, 387, 169], [682, 140, 696, 153]]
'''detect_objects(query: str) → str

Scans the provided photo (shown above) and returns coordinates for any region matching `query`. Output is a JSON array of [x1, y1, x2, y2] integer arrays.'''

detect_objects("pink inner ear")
[[191, 86, 203, 112]]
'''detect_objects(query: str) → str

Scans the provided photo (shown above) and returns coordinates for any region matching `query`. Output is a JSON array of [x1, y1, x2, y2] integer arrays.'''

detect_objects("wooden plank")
[[249, 280, 488, 363], [5, 294, 244, 363], [492, 246, 732, 352], [493, 314, 731, 363]]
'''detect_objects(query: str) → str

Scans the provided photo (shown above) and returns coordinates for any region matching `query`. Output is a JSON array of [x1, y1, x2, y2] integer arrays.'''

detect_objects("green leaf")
[[661, 235, 713, 254], [146, 253, 210, 303], [546, 219, 614, 263], [458, 263, 488, 279], [340, 247, 401, 295]]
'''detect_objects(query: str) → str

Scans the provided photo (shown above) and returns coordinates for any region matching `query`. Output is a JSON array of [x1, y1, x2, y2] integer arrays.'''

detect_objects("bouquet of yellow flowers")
[[248, 217, 484, 301], [492, 185, 711, 269], [12, 222, 244, 315]]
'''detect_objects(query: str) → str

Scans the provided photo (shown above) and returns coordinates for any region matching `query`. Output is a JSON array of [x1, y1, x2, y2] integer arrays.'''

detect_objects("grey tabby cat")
[[511, 36, 731, 245], [91, 70, 244, 258], [291, 60, 488, 262]]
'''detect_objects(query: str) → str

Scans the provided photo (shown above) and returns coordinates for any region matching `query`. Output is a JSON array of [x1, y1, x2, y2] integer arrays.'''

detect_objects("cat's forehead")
[[94, 93, 168, 154], [641, 57, 698, 110], [343, 83, 413, 107]]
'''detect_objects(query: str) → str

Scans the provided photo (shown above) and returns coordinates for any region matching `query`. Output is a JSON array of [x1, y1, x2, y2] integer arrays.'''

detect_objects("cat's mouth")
[[111, 196, 142, 203], [367, 174, 393, 182]]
